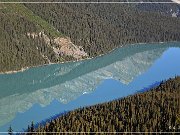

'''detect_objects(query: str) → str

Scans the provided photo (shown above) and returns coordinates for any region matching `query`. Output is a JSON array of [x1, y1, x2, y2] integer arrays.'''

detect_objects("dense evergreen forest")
[[24, 0, 180, 56], [128, 0, 180, 17], [24, 76, 180, 133], [1, 0, 180, 72], [0, 3, 67, 72]]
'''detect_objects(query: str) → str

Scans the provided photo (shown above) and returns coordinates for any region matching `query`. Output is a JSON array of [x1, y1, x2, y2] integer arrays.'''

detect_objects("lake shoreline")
[[0, 41, 179, 75], [25, 76, 180, 133], [25, 80, 161, 132], [1, 43, 180, 132]]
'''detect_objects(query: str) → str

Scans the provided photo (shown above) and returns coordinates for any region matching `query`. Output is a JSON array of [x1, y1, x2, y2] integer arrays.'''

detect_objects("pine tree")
[[31, 121, 35, 132], [8, 125, 13, 135]]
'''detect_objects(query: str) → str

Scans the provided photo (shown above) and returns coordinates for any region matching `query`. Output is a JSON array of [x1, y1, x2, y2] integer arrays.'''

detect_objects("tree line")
[[24, 0, 180, 58], [23, 76, 180, 134], [1, 1, 180, 72]]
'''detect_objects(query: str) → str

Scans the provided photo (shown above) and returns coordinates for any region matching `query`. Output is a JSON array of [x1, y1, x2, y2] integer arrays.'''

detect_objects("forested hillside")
[[27, 76, 180, 133], [0, 3, 66, 72], [130, 0, 180, 17], [24, 1, 180, 57], [1, 0, 180, 72]]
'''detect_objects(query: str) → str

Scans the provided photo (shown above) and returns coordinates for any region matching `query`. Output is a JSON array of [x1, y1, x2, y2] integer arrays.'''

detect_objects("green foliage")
[[0, 3, 70, 72], [28, 76, 180, 133], [1, 1, 180, 72], [24, 2, 180, 58], [1, 3, 62, 37]]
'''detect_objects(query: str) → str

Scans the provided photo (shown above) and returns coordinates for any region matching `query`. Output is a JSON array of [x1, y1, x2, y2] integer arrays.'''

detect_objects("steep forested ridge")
[[24, 1, 180, 56], [26, 76, 180, 133], [0, 3, 64, 72], [0, 0, 180, 72]]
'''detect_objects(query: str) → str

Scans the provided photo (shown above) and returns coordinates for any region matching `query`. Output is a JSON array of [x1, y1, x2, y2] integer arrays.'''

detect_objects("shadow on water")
[[0, 42, 180, 132], [25, 80, 162, 132], [136, 81, 161, 93]]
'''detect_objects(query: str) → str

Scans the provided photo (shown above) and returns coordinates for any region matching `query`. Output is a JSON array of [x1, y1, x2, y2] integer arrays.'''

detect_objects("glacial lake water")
[[0, 42, 180, 132]]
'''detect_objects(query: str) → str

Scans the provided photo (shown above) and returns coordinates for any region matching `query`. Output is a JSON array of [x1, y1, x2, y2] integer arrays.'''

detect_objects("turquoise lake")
[[0, 42, 180, 131]]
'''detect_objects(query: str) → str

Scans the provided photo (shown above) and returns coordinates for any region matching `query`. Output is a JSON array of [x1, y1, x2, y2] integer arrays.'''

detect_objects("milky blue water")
[[0, 42, 180, 132]]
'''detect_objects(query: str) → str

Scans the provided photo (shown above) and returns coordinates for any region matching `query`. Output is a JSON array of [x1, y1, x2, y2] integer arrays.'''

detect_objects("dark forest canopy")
[[0, 0, 180, 72], [24, 76, 180, 133]]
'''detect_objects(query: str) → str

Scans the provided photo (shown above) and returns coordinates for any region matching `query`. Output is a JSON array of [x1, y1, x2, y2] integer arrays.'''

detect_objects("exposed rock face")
[[53, 37, 88, 59], [39, 31, 51, 45], [27, 31, 88, 60]]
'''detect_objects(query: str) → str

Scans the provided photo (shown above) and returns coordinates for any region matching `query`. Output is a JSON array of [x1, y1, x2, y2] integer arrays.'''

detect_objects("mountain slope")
[[24, 2, 180, 56], [129, 0, 180, 17], [29, 76, 180, 132], [1, 1, 180, 72], [0, 3, 87, 72]]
